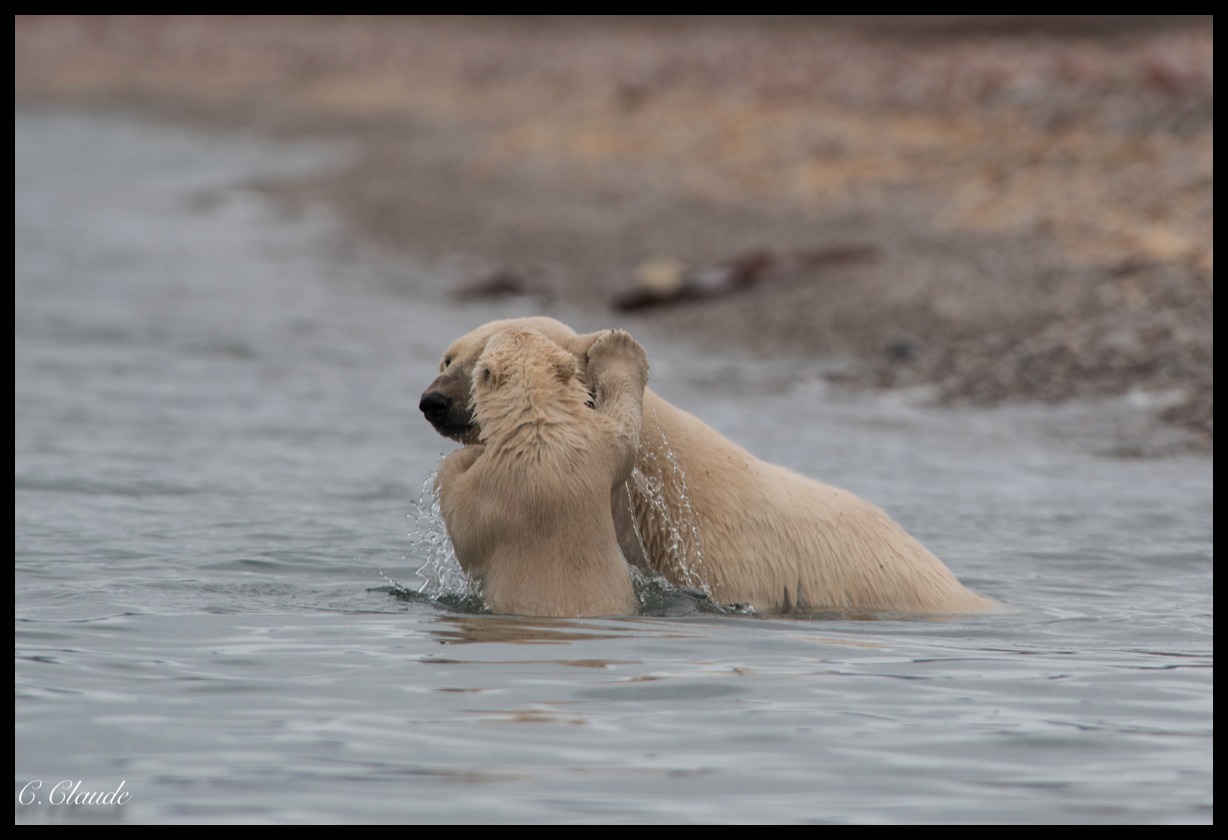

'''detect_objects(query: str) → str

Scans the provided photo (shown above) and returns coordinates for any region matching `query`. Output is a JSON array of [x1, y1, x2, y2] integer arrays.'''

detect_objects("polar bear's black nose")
[[419, 391, 452, 425]]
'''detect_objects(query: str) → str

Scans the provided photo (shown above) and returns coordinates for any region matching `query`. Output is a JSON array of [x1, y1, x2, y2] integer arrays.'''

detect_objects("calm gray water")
[[14, 107, 1213, 824]]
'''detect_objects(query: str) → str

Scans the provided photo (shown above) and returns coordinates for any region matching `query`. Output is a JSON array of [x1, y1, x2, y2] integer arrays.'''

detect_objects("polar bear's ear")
[[474, 361, 501, 389]]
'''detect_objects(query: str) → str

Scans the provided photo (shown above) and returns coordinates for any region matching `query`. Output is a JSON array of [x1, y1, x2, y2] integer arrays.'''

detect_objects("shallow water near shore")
[[14, 107, 1212, 824]]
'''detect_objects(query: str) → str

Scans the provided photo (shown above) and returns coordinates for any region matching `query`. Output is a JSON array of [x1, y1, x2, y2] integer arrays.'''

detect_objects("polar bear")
[[433, 327, 649, 617], [421, 316, 995, 615]]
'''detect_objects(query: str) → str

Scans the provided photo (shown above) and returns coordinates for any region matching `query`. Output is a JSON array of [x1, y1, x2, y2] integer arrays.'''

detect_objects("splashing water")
[[627, 414, 709, 593], [407, 470, 474, 602]]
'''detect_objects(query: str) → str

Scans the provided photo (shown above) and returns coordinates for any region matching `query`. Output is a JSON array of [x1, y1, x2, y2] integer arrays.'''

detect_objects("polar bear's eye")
[[443, 355, 453, 370], [480, 367, 492, 385]]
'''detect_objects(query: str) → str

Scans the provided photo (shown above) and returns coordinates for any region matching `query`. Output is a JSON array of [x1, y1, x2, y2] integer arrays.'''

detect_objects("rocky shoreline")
[[15, 16, 1212, 452]]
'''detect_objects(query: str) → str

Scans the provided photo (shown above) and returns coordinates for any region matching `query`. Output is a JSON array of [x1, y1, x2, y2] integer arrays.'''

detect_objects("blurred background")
[[15, 15, 1213, 449], [14, 18, 1214, 824]]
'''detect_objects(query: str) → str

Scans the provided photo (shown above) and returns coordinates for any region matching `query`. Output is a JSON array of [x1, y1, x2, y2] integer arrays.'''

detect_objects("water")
[[14, 107, 1213, 824]]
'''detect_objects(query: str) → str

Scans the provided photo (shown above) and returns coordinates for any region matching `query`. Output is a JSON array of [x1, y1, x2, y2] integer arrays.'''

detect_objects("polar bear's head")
[[468, 328, 591, 443], [421, 317, 597, 444]]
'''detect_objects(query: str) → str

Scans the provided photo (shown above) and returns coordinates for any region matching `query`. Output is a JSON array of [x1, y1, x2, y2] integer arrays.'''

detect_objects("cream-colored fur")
[[434, 328, 648, 617], [422, 317, 995, 615]]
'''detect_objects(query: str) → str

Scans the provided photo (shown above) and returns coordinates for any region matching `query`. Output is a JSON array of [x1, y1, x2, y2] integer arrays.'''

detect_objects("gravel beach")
[[15, 15, 1213, 452]]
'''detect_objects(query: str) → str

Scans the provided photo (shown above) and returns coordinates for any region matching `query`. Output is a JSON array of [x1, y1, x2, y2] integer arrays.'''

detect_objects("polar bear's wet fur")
[[423, 316, 994, 615]]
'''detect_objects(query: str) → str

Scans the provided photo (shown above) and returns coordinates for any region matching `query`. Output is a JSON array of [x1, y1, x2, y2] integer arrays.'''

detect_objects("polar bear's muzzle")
[[419, 390, 479, 443]]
